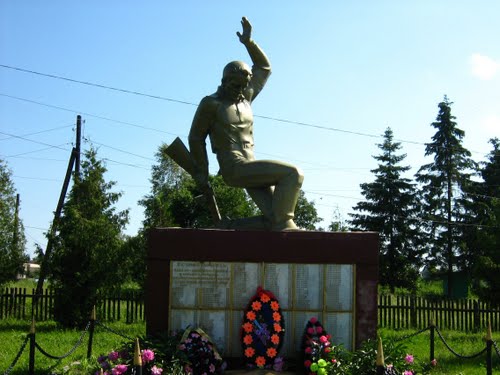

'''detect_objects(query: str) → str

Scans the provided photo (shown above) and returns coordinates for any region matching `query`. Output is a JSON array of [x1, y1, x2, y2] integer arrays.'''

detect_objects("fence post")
[[473, 300, 480, 332], [87, 306, 96, 359], [29, 318, 36, 375], [429, 316, 435, 364], [410, 295, 417, 328], [376, 336, 385, 375], [134, 337, 143, 375], [485, 322, 492, 375]]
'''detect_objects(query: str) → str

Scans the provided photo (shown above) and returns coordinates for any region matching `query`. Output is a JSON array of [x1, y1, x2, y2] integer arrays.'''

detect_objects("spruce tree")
[[50, 147, 129, 327], [470, 138, 500, 303], [415, 96, 476, 297], [350, 128, 421, 291]]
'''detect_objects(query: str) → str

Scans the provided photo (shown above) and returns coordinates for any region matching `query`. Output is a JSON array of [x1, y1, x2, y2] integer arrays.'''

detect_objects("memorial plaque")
[[168, 261, 355, 356]]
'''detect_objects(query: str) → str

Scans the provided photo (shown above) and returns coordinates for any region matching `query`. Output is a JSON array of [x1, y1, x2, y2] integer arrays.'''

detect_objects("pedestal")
[[146, 228, 378, 358]]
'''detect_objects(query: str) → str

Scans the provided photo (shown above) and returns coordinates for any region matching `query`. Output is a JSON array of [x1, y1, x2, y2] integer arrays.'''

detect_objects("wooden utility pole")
[[12, 193, 20, 249], [75, 115, 82, 178]]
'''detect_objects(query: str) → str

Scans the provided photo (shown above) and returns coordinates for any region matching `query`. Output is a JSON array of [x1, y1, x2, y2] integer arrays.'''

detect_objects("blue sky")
[[1, 2, 499, 256]]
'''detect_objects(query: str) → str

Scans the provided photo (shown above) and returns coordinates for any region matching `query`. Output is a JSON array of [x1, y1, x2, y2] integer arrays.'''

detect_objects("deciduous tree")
[[0, 158, 27, 286]]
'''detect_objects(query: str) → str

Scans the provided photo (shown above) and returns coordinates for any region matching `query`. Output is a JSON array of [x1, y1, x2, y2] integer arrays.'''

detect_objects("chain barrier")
[[393, 326, 430, 342], [34, 321, 91, 360], [435, 326, 487, 359], [95, 320, 135, 341], [493, 340, 500, 359], [3, 335, 29, 375]]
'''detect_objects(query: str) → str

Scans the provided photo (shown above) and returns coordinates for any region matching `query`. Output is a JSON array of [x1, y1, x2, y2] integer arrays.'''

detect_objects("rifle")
[[164, 137, 221, 225]]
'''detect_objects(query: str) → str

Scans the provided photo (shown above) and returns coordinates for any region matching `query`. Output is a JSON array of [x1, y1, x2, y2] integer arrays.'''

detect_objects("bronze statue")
[[169, 17, 304, 231]]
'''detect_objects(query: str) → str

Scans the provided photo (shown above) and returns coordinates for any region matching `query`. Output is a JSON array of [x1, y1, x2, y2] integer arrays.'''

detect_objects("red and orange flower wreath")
[[241, 286, 285, 371]]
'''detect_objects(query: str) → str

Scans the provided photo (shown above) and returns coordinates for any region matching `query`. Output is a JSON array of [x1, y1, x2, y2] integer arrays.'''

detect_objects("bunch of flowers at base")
[[241, 286, 285, 371], [178, 327, 226, 375], [301, 317, 342, 375]]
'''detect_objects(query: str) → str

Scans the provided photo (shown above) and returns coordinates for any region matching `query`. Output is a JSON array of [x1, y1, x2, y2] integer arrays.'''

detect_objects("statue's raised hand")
[[237, 17, 252, 44]]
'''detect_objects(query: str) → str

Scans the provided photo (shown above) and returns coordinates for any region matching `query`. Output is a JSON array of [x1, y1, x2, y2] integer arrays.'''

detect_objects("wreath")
[[178, 327, 225, 374], [301, 317, 332, 374], [241, 286, 285, 370]]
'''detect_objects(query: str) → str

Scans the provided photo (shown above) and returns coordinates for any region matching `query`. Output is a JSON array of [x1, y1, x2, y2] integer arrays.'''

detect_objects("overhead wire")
[[2, 64, 486, 153], [2, 65, 498, 231]]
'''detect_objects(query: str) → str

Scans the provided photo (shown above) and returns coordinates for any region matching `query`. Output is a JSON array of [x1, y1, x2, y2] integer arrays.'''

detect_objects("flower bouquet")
[[178, 327, 226, 374]]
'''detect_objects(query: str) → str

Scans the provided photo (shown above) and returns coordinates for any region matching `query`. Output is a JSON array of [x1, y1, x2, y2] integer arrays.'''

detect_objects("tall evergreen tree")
[[0, 159, 27, 286], [50, 147, 129, 327], [415, 96, 477, 297], [350, 128, 421, 291], [470, 138, 500, 303]]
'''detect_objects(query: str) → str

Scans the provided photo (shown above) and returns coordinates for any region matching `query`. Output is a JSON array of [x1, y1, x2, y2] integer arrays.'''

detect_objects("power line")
[[0, 64, 198, 107], [5, 144, 72, 158], [0, 130, 71, 152], [0, 93, 181, 137], [0, 64, 465, 150], [0, 124, 73, 141]]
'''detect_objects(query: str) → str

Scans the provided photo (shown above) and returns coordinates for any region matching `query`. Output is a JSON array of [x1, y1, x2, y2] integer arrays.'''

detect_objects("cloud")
[[469, 53, 499, 80], [481, 114, 500, 133], [469, 53, 500, 80]]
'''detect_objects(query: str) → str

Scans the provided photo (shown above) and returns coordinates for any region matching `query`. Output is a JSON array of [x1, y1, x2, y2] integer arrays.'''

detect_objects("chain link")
[[34, 321, 90, 360], [95, 320, 135, 341], [394, 326, 430, 342], [435, 327, 487, 359], [493, 340, 500, 359], [3, 335, 30, 375]]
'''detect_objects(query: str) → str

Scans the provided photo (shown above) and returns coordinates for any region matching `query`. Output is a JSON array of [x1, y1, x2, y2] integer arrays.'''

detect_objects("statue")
[[167, 17, 303, 231]]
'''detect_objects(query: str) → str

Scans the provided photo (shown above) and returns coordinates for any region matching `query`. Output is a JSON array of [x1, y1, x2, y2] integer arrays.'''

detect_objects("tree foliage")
[[415, 96, 477, 296], [49, 147, 129, 327], [470, 138, 500, 303], [294, 190, 322, 230], [0, 158, 27, 286], [350, 128, 422, 291]]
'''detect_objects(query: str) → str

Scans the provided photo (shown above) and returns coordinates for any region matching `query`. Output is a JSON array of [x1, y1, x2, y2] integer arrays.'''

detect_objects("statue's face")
[[223, 73, 251, 102]]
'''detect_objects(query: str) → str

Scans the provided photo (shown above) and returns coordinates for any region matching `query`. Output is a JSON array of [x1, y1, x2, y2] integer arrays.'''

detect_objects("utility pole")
[[75, 115, 82, 179], [12, 193, 20, 250]]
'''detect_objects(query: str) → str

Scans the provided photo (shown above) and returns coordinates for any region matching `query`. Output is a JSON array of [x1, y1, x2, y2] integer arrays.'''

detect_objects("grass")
[[378, 327, 500, 375], [1, 318, 499, 374], [0, 319, 145, 375]]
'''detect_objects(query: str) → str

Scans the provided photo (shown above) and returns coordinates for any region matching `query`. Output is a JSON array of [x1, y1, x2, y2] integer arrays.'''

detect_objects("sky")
[[1, 2, 499, 257]]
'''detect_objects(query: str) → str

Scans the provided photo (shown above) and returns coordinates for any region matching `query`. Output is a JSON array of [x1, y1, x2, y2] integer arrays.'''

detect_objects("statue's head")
[[221, 61, 252, 101]]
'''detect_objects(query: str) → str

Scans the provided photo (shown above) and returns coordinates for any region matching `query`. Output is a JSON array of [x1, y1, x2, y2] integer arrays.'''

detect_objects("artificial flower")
[[255, 356, 266, 367], [267, 347, 277, 358], [246, 311, 256, 321], [141, 349, 155, 363], [243, 334, 253, 345], [252, 301, 262, 311], [245, 347, 255, 358], [404, 354, 414, 364]]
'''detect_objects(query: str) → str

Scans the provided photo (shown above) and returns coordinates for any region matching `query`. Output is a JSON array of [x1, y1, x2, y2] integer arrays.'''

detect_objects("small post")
[[87, 305, 96, 359], [430, 316, 435, 364], [485, 322, 492, 375], [133, 337, 143, 375], [28, 318, 36, 375], [376, 336, 385, 375]]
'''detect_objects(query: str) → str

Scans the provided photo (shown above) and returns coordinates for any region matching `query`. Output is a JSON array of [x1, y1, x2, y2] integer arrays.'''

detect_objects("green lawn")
[[379, 327, 500, 375], [1, 318, 499, 374], [0, 319, 145, 375]]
